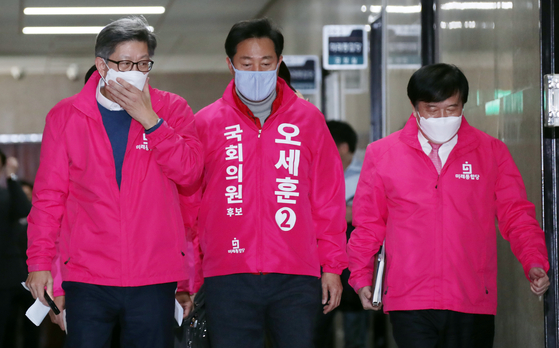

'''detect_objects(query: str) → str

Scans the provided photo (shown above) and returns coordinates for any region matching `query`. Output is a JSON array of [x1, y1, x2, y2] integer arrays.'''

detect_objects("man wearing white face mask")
[[25, 16, 202, 348], [191, 18, 347, 348], [347, 63, 549, 348]]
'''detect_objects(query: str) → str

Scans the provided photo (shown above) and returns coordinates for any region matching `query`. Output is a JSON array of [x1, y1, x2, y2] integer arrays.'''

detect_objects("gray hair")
[[94, 16, 157, 59]]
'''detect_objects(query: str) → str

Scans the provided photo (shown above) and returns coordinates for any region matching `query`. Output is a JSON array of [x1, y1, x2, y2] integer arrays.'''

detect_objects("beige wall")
[[438, 1, 544, 347], [0, 71, 232, 134]]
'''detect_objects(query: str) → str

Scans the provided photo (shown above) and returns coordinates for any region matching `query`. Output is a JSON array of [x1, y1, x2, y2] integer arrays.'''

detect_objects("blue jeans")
[[204, 273, 322, 348], [63, 281, 177, 348]]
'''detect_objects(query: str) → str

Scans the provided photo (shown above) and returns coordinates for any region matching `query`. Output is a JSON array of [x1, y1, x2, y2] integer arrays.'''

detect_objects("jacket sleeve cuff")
[[349, 274, 374, 293], [322, 266, 345, 276], [28, 263, 52, 272], [53, 288, 65, 297], [524, 263, 549, 280], [177, 279, 191, 294], [145, 118, 163, 134], [145, 119, 173, 148]]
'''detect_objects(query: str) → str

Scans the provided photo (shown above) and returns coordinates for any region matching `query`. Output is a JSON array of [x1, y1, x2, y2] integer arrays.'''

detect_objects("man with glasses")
[[347, 63, 550, 347], [25, 16, 202, 348]]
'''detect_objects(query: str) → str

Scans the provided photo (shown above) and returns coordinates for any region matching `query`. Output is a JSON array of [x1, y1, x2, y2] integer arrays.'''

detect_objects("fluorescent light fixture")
[[23, 26, 154, 34], [386, 5, 421, 13], [361, 5, 367, 12], [441, 2, 513, 10], [24, 6, 165, 15], [440, 21, 495, 29], [448, 21, 463, 29], [0, 134, 43, 143], [368, 5, 421, 13]]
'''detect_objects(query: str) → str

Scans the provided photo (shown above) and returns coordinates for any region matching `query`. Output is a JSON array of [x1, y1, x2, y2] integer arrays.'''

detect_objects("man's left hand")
[[175, 291, 193, 318], [105, 77, 159, 130], [49, 296, 65, 331], [321, 272, 342, 314], [529, 267, 550, 296]]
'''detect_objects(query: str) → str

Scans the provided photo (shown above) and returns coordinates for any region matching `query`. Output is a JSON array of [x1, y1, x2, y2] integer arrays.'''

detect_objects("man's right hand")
[[26, 270, 53, 307], [357, 286, 382, 311]]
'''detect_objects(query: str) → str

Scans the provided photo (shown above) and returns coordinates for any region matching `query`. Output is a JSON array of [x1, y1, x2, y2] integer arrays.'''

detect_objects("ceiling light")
[[366, 5, 421, 14], [22, 26, 154, 34], [440, 2, 513, 10], [23, 6, 165, 15], [386, 5, 421, 13]]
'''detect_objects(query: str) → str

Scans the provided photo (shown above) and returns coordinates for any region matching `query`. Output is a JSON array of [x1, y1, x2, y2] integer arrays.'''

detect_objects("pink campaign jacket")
[[27, 71, 203, 294], [348, 115, 549, 315], [193, 79, 348, 280]]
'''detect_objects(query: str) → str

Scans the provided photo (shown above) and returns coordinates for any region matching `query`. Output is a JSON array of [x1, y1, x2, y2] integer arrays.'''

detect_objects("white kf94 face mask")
[[102, 62, 149, 92], [416, 112, 463, 144], [231, 62, 278, 102]]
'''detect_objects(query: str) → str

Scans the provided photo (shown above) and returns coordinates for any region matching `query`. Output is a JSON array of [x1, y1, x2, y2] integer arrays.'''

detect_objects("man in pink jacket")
[[347, 63, 550, 348], [192, 19, 348, 348], [25, 16, 202, 348]]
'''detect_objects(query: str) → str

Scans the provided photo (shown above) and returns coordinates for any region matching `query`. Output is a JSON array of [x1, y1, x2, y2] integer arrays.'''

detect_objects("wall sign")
[[323, 25, 368, 70]]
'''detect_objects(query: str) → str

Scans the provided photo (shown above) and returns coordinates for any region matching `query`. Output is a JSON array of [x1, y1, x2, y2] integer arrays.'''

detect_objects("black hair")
[[0, 149, 5, 167], [278, 61, 296, 92], [95, 16, 157, 59], [225, 18, 284, 61], [327, 120, 358, 154], [84, 65, 97, 84], [407, 63, 469, 108]]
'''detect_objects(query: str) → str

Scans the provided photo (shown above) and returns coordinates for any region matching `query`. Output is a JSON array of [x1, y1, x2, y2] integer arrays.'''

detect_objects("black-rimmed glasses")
[[106, 59, 154, 72]]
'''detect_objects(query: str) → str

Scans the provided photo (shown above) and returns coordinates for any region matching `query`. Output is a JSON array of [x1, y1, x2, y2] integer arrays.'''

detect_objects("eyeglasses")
[[106, 59, 154, 72]]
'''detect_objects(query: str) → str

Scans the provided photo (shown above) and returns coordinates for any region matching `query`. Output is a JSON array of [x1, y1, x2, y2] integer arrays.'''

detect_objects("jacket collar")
[[72, 70, 163, 121], [399, 113, 480, 163]]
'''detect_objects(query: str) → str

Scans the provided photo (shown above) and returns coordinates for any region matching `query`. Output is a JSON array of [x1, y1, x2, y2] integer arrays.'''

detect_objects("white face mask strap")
[[100, 59, 111, 84]]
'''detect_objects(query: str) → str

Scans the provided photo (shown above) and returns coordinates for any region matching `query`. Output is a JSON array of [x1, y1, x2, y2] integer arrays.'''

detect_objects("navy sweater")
[[98, 103, 131, 189]]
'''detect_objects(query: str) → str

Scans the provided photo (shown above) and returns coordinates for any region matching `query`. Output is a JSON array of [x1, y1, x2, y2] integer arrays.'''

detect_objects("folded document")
[[372, 241, 385, 306]]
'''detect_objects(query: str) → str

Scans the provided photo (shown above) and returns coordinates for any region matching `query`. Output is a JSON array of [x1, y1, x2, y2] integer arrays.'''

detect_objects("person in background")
[[348, 63, 550, 348], [278, 61, 304, 99], [0, 151, 32, 348], [192, 18, 348, 348], [314, 121, 382, 348], [25, 16, 202, 348], [4, 178, 43, 348]]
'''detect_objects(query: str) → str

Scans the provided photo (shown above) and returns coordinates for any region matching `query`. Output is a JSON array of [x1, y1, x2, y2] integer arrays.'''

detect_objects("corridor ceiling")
[[0, 0, 274, 57]]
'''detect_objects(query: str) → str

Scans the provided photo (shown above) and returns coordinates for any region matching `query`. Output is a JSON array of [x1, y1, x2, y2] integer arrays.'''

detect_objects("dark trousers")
[[390, 310, 495, 348], [3, 285, 41, 348], [63, 281, 177, 348], [0, 287, 18, 348], [204, 273, 322, 348]]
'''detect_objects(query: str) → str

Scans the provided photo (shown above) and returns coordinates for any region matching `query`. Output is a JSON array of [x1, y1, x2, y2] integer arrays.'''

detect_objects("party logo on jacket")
[[136, 133, 149, 151], [454, 161, 480, 180], [228, 238, 245, 254]]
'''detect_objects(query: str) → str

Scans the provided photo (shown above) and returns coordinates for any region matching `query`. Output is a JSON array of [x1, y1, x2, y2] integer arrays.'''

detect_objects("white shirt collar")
[[96, 77, 124, 111], [418, 131, 458, 167]]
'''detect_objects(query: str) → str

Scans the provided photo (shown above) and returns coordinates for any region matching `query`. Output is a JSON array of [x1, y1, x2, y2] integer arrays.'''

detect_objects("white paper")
[[174, 299, 183, 326], [372, 241, 385, 306], [63, 309, 67, 334], [25, 298, 51, 326]]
